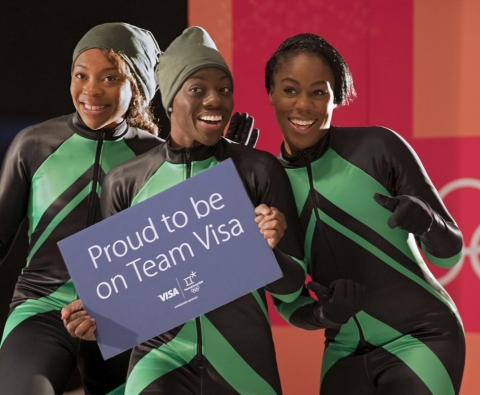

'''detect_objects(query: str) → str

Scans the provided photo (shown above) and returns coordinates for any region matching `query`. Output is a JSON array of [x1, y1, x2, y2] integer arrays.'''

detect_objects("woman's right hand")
[[308, 279, 364, 324], [61, 299, 97, 341]]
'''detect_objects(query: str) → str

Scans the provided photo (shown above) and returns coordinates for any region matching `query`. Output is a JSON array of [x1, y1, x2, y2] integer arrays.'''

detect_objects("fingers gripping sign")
[[61, 299, 97, 341], [374, 193, 434, 236], [254, 204, 286, 248]]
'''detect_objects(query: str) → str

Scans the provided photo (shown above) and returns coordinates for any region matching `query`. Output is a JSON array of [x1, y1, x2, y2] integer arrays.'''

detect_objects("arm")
[[100, 166, 132, 219], [0, 132, 31, 263], [62, 166, 129, 339], [275, 280, 363, 330], [253, 155, 306, 303], [373, 192, 462, 268], [374, 129, 463, 268]]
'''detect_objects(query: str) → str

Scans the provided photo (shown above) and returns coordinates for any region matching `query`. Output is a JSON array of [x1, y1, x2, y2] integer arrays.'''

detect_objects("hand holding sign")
[[62, 300, 97, 341], [255, 205, 286, 248], [63, 202, 285, 344], [58, 159, 283, 359]]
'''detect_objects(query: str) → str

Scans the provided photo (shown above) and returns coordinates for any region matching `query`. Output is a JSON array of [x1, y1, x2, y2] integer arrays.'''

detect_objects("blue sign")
[[58, 159, 283, 359]]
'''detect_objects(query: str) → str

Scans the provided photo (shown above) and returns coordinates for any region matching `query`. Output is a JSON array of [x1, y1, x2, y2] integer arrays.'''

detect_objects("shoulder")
[[108, 143, 163, 182], [11, 115, 72, 145], [126, 126, 164, 142], [220, 140, 289, 200], [123, 127, 164, 155], [221, 138, 280, 172], [332, 125, 400, 140], [330, 125, 412, 156]]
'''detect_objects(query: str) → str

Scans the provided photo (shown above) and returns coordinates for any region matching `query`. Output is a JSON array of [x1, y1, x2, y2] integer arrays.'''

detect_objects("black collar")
[[67, 112, 129, 141], [277, 128, 332, 168], [160, 135, 224, 164]]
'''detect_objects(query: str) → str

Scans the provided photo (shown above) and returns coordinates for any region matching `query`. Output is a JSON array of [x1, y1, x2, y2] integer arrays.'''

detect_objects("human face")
[[269, 53, 336, 156], [170, 68, 233, 148], [71, 48, 132, 130]]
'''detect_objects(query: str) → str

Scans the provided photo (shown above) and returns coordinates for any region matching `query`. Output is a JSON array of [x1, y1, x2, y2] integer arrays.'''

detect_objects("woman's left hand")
[[225, 112, 259, 148], [254, 204, 286, 248]]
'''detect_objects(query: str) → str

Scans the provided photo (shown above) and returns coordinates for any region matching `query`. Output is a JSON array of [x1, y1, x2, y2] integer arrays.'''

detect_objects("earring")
[[168, 107, 173, 112]]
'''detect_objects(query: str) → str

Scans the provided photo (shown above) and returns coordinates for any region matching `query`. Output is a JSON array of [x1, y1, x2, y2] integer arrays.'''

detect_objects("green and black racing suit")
[[100, 137, 307, 395], [276, 126, 465, 395], [0, 112, 162, 395]]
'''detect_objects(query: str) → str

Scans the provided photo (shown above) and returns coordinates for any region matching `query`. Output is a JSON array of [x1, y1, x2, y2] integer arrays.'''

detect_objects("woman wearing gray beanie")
[[0, 22, 162, 394], [93, 26, 304, 394], [62, 26, 306, 394]]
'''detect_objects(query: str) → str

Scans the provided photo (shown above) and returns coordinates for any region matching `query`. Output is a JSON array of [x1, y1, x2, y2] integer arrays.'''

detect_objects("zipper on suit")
[[86, 130, 105, 227], [185, 147, 205, 368], [302, 152, 367, 349]]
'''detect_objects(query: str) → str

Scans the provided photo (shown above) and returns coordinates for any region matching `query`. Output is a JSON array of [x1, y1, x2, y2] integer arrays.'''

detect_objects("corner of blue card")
[[57, 158, 283, 360]]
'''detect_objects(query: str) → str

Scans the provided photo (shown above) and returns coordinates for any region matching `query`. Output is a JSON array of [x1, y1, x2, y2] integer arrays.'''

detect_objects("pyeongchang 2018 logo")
[[436, 178, 480, 285], [157, 271, 204, 309]]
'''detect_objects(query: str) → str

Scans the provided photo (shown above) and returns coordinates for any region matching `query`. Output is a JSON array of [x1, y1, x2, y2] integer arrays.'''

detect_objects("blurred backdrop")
[[1, 0, 479, 394]]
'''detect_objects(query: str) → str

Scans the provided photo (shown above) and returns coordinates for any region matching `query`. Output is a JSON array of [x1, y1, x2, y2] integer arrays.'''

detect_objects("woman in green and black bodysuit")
[[64, 26, 306, 395], [266, 34, 465, 395], [0, 23, 162, 394]]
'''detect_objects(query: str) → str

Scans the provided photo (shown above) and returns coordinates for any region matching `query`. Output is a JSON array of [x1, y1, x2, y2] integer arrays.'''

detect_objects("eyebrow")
[[281, 77, 328, 87], [73, 64, 119, 73]]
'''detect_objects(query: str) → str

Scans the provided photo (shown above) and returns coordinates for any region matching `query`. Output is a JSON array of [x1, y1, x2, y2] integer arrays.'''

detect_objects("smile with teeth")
[[199, 115, 223, 123], [290, 118, 315, 126], [84, 104, 106, 111]]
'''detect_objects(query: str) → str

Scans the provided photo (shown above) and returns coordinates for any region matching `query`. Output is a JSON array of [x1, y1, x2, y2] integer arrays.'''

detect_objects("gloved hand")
[[373, 193, 434, 236], [225, 112, 260, 148], [308, 279, 363, 324]]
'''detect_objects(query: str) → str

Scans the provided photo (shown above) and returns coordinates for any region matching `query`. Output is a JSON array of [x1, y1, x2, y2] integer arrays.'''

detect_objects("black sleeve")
[[100, 166, 132, 219], [382, 128, 463, 267], [0, 131, 32, 263], [242, 151, 307, 303], [273, 286, 342, 330]]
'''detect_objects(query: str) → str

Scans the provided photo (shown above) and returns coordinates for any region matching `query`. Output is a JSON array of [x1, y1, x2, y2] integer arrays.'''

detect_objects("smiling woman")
[[266, 33, 465, 395], [62, 26, 307, 395], [268, 53, 336, 155], [71, 48, 133, 131], [0, 22, 162, 395], [169, 67, 234, 148]]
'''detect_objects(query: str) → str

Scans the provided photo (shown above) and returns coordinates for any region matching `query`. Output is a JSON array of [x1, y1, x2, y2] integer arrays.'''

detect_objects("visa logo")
[[158, 288, 179, 301]]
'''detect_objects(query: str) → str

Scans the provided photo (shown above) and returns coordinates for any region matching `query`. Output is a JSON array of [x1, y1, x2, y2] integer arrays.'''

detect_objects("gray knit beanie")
[[156, 26, 232, 116], [72, 22, 161, 102]]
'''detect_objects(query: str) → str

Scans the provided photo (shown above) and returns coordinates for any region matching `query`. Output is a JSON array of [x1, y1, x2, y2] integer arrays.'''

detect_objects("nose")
[[82, 79, 103, 97], [295, 92, 311, 112], [202, 90, 222, 108]]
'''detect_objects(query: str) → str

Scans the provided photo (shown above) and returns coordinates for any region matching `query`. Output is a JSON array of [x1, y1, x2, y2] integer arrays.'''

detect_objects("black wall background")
[[0, 0, 188, 353]]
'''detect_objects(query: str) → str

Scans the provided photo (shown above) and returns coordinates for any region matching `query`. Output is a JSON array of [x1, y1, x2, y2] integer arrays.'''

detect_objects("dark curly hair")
[[102, 49, 159, 136], [265, 33, 356, 106]]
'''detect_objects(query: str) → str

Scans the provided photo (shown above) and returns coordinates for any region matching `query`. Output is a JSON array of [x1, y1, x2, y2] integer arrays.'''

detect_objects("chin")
[[200, 131, 223, 145], [79, 116, 103, 131]]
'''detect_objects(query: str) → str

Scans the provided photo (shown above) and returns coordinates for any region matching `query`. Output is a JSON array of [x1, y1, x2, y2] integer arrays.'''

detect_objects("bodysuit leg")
[[321, 335, 465, 395], [0, 308, 130, 395], [0, 310, 77, 395]]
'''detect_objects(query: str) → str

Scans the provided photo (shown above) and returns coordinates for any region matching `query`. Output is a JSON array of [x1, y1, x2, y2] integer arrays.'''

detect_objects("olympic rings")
[[436, 178, 480, 285]]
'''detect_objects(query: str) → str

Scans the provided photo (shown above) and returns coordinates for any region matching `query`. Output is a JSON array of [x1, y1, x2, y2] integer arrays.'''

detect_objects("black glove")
[[373, 193, 434, 236], [307, 279, 363, 325], [225, 112, 260, 148]]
